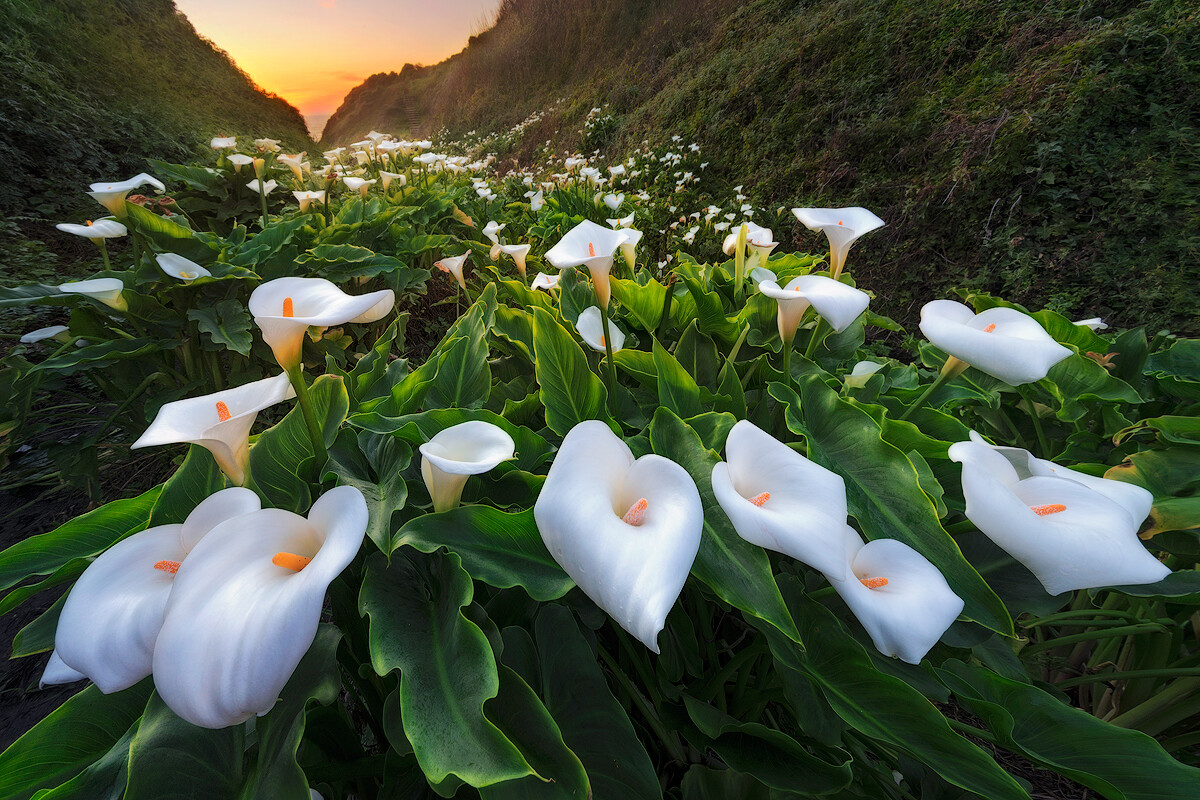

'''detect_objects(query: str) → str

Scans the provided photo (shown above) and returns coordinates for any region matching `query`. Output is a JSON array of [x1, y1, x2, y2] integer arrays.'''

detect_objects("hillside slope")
[[0, 0, 311, 218], [323, 0, 1199, 333]]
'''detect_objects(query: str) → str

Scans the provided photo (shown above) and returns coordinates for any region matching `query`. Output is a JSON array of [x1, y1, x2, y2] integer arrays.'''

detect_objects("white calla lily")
[[575, 306, 625, 353], [379, 170, 405, 190], [55, 218, 127, 241], [758, 275, 870, 342], [1074, 317, 1109, 331], [529, 189, 544, 211], [152, 486, 368, 728], [156, 253, 212, 282], [534, 421, 703, 652], [254, 137, 282, 152], [419, 421, 516, 512], [40, 651, 86, 688], [43, 488, 262, 692], [919, 300, 1071, 386], [88, 173, 165, 217], [603, 193, 625, 210], [948, 432, 1167, 595], [617, 227, 643, 271], [247, 178, 279, 195], [712, 420, 850, 578], [58, 278, 127, 312], [278, 153, 307, 181], [490, 242, 532, 277], [825, 527, 964, 664], [545, 219, 634, 309], [132, 374, 296, 486], [211, 136, 237, 149], [482, 220, 506, 245], [20, 325, 70, 344], [227, 153, 254, 172], [791, 207, 885, 279], [293, 190, 326, 212], [248, 277, 395, 371], [531, 272, 560, 291], [845, 360, 884, 388], [722, 222, 775, 260], [343, 176, 376, 196], [434, 254, 470, 292]]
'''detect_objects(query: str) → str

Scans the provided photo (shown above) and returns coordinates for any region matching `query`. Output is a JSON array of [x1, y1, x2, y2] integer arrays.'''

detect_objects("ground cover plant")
[[0, 130, 1198, 799]]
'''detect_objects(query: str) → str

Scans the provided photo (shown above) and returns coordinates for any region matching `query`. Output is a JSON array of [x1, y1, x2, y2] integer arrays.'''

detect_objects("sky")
[[174, 0, 502, 138]]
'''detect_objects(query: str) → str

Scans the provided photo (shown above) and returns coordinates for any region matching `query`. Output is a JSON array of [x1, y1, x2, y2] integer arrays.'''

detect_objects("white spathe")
[[20, 325, 70, 344], [43, 488, 262, 693], [575, 306, 625, 353], [482, 220, 506, 245], [791, 207, 885, 279], [919, 300, 1071, 386], [58, 278, 127, 311], [545, 219, 635, 309], [55, 219, 127, 241], [88, 173, 165, 216], [248, 277, 395, 371], [379, 171, 406, 190], [420, 421, 516, 512], [434, 254, 470, 292], [1074, 317, 1109, 331], [711, 420, 850, 578], [227, 153, 254, 172], [617, 227, 643, 271], [211, 136, 237, 149], [948, 431, 1167, 595], [152, 486, 368, 728], [825, 527, 964, 665], [156, 253, 212, 282], [132, 374, 296, 486], [343, 176, 376, 196], [758, 275, 870, 341], [490, 242, 532, 277], [845, 360, 884, 389], [531, 272, 560, 291], [534, 421, 702, 652], [247, 179, 279, 195], [529, 190, 544, 211], [603, 193, 625, 210], [293, 190, 326, 213]]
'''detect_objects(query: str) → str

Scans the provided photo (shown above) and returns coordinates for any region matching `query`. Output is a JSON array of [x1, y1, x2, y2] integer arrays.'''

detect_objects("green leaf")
[[1105, 448, 1200, 538], [187, 299, 253, 356], [680, 766, 768, 800], [248, 374, 349, 514], [1145, 340, 1200, 399], [0, 487, 160, 592], [771, 378, 1012, 635], [393, 507, 573, 601], [937, 660, 1200, 800], [148, 446, 226, 526], [124, 203, 218, 264], [124, 692, 243, 800], [1115, 416, 1200, 448], [676, 265, 740, 344], [0, 558, 88, 616], [425, 285, 496, 410], [12, 595, 63, 657], [1044, 353, 1141, 422], [360, 550, 535, 788], [324, 429, 410, 553], [296, 243, 405, 279], [531, 306, 609, 437], [345, 315, 408, 406], [0, 680, 151, 800], [611, 276, 666, 331], [29, 727, 136, 800], [648, 408, 799, 642], [228, 217, 309, 268], [29, 339, 176, 378], [653, 338, 702, 418]]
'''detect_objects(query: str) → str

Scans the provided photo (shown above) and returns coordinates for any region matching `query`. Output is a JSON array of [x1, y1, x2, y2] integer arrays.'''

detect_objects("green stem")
[[257, 182, 269, 229], [97, 240, 111, 270], [946, 718, 997, 744], [1109, 677, 1200, 734], [1019, 386, 1052, 459], [898, 356, 967, 421], [803, 317, 827, 359], [1056, 668, 1200, 690], [601, 307, 619, 417], [1022, 623, 1167, 655], [286, 367, 328, 459], [597, 646, 687, 763], [779, 335, 794, 387]]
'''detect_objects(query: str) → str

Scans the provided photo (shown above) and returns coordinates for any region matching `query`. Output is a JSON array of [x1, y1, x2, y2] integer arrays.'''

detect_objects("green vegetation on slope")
[[323, 0, 1199, 333], [0, 0, 311, 218]]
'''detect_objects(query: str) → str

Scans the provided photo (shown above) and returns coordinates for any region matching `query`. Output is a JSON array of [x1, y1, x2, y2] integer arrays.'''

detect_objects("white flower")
[[211, 136, 237, 149], [42, 489, 262, 693], [758, 276, 870, 342], [19, 325, 69, 344], [531, 272, 560, 291], [919, 300, 1071, 386], [711, 420, 850, 578], [156, 253, 212, 282], [88, 173, 165, 217], [948, 432, 1168, 595], [575, 306, 625, 353], [132, 374, 296, 486], [379, 170, 406, 190], [844, 360, 884, 389], [58, 278, 127, 311], [1074, 317, 1109, 331], [342, 177, 375, 196], [55, 218, 127, 241], [247, 179, 279, 195], [545, 219, 636, 308], [529, 189, 545, 211], [248, 277, 395, 371], [227, 153, 254, 172], [603, 193, 625, 210], [792, 207, 885, 279], [293, 190, 326, 212], [278, 153, 308, 182], [434, 254, 470, 292], [152, 486, 368, 728], [490, 242, 532, 277], [254, 137, 282, 152], [482, 220, 506, 245], [824, 528, 964, 664], [534, 421, 703, 651], [420, 421, 516, 512]]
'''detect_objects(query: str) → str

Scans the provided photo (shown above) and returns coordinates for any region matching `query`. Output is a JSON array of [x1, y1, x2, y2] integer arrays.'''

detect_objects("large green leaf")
[[147, 446, 227, 526], [653, 338, 702, 418], [531, 306, 609, 437], [187, 299, 253, 356], [228, 217, 309, 268], [647, 408, 799, 642], [324, 429, 410, 553], [1044, 353, 1141, 422], [393, 507, 573, 601], [771, 378, 1012, 635], [248, 374, 349, 514], [1106, 448, 1200, 538], [938, 660, 1200, 799], [296, 243, 406, 279], [359, 550, 534, 789], [0, 487, 160, 592], [124, 693, 243, 800], [425, 284, 497, 410], [0, 680, 151, 800], [1145, 340, 1200, 399], [29, 339, 175, 378], [28, 727, 136, 800], [611, 276, 666, 331]]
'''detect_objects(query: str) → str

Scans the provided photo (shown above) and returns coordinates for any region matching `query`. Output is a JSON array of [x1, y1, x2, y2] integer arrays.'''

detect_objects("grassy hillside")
[[323, 0, 1199, 333], [0, 0, 311, 219]]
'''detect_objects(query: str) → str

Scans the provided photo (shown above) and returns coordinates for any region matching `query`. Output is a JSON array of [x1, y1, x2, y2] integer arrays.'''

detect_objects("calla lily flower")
[[434, 254, 470, 292], [792, 207, 885, 279], [58, 278, 127, 311], [293, 190, 326, 212], [603, 193, 625, 210], [490, 242, 532, 277], [1074, 317, 1109, 331], [156, 253, 212, 282], [420, 421, 516, 512], [483, 220, 506, 245], [379, 170, 406, 190], [758, 275, 870, 343], [343, 176, 376, 196], [576, 306, 625, 353], [152, 486, 368, 728], [254, 137, 282, 152], [278, 153, 307, 181], [247, 178, 279, 195], [948, 432, 1168, 595], [534, 421, 703, 652], [88, 173, 165, 217], [227, 153, 254, 172], [19, 325, 70, 345], [844, 360, 884, 389], [211, 136, 237, 149], [919, 300, 1071, 386], [722, 221, 774, 257], [711, 420, 850, 578], [531, 272, 560, 291], [607, 212, 635, 229], [545, 219, 634, 309], [529, 189, 544, 211], [248, 277, 395, 372], [617, 227, 643, 271], [40, 651, 85, 688], [132, 374, 296, 486], [824, 527, 964, 664], [42, 489, 262, 693], [55, 218, 127, 242]]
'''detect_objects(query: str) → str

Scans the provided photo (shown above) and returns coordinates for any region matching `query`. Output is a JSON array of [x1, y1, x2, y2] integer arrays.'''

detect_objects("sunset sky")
[[174, 0, 502, 137]]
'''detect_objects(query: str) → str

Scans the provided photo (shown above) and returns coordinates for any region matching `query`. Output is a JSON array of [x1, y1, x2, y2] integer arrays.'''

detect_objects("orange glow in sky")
[[174, 0, 501, 137]]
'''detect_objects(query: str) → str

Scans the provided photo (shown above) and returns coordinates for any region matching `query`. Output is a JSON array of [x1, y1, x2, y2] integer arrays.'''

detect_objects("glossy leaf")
[[324, 429, 410, 553], [124, 692, 243, 800], [653, 338, 702, 418], [147, 446, 226, 526], [187, 299, 253, 356], [531, 306, 609, 437]]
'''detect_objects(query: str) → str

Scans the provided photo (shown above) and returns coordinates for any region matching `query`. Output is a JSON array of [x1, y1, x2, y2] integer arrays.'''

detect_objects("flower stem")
[[601, 307, 619, 417], [733, 223, 747, 307], [779, 334, 794, 387], [804, 318, 827, 359], [898, 356, 968, 421], [257, 182, 269, 229], [1018, 386, 1052, 459], [286, 367, 328, 460], [97, 240, 111, 271]]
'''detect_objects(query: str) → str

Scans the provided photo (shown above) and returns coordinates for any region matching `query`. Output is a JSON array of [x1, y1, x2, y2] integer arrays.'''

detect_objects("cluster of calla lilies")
[[39, 202, 1172, 730]]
